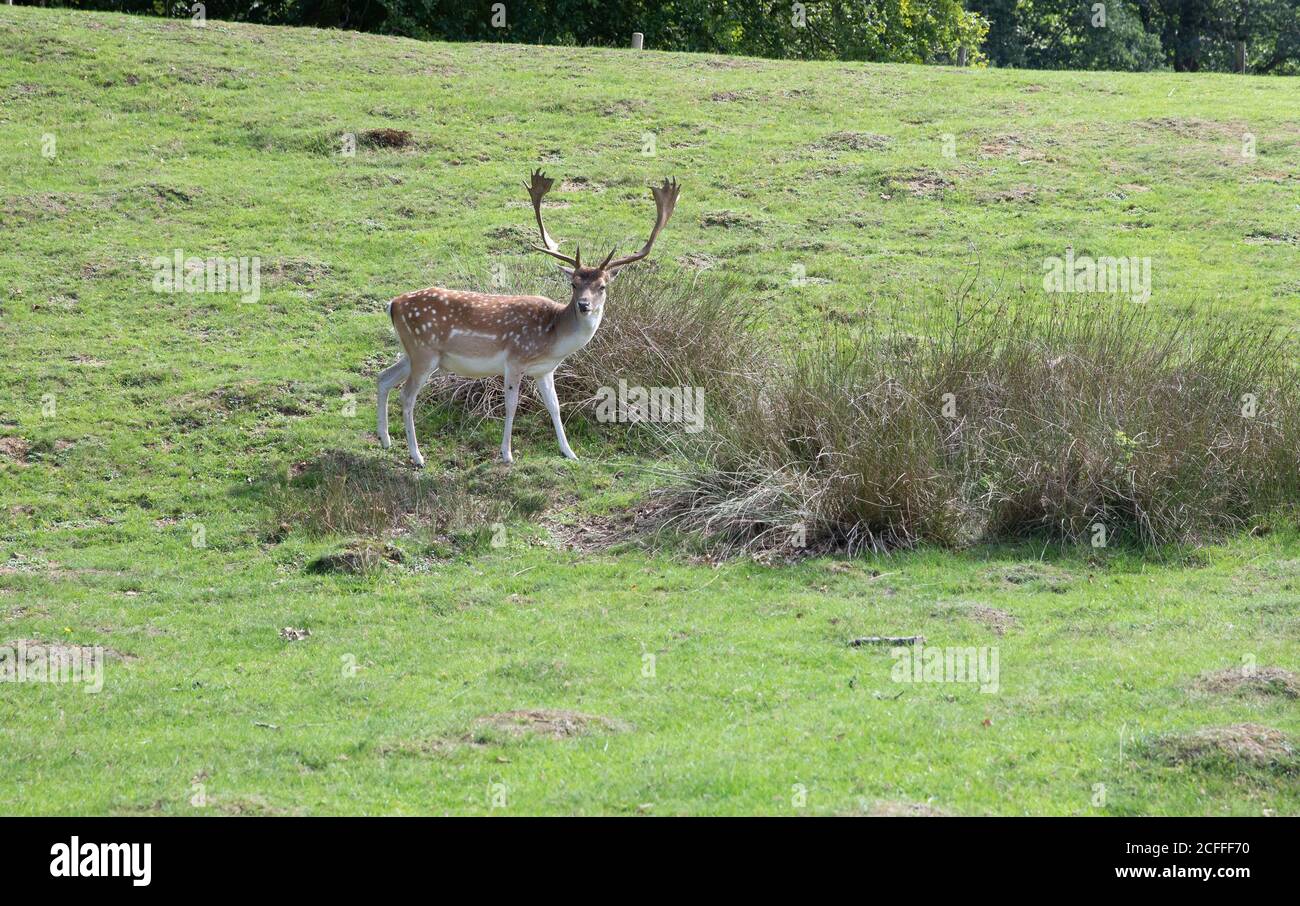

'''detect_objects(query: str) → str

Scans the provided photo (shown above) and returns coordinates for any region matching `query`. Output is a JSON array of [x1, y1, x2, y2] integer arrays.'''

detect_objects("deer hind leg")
[[376, 356, 411, 449], [400, 351, 439, 468], [537, 370, 577, 461]]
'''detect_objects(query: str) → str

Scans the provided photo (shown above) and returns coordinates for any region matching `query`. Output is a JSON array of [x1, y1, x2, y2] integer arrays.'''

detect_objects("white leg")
[[376, 356, 410, 449], [400, 355, 438, 468], [537, 370, 577, 461], [500, 366, 521, 464]]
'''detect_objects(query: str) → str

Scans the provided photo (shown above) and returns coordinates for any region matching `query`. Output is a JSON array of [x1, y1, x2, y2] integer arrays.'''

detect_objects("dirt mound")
[[360, 128, 413, 149], [1150, 723, 1295, 769], [1192, 667, 1299, 699], [307, 540, 403, 574], [0, 437, 29, 464]]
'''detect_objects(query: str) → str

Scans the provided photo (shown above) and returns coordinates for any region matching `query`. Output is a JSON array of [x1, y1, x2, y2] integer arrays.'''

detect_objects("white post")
[[631, 32, 644, 50]]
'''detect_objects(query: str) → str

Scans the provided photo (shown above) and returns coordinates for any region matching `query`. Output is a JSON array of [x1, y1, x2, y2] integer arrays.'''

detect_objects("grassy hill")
[[1, 7, 1298, 815]]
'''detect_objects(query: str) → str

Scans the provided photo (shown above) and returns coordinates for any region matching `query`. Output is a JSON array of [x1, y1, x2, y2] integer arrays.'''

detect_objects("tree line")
[[33, 2, 1300, 73]]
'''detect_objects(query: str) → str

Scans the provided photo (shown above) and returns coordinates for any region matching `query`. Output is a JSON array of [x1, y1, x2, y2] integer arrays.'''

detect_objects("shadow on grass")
[[235, 449, 561, 543]]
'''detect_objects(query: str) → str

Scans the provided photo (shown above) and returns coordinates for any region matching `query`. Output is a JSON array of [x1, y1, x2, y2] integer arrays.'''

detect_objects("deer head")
[[526, 169, 681, 316]]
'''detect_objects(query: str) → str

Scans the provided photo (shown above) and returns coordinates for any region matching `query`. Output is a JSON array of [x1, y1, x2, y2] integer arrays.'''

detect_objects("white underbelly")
[[523, 360, 563, 378], [441, 350, 508, 379]]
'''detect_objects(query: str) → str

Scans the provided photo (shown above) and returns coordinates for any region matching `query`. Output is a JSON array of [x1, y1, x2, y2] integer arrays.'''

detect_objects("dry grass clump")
[[656, 296, 1300, 553]]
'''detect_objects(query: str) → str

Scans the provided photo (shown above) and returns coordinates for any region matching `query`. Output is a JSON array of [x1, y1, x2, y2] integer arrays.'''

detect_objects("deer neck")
[[550, 297, 603, 357]]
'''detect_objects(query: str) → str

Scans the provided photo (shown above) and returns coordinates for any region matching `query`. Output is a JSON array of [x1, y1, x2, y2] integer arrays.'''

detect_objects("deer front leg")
[[537, 370, 577, 461], [400, 353, 438, 468], [500, 365, 521, 464]]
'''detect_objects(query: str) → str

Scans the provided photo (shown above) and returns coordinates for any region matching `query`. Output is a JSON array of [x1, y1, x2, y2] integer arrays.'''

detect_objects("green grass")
[[2, 7, 1298, 816]]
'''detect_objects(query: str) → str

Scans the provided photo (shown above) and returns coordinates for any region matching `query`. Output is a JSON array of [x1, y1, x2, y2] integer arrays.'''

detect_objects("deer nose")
[[577, 301, 591, 313]]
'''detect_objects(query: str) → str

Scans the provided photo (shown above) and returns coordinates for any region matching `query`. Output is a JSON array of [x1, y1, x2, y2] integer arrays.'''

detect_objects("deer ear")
[[556, 265, 575, 278]]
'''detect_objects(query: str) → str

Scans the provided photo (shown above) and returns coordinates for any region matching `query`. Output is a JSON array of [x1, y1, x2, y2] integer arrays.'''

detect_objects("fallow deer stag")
[[378, 169, 681, 467]]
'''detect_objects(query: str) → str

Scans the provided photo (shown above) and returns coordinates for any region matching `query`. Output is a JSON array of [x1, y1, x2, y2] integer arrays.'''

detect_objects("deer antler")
[[606, 178, 681, 270], [526, 168, 580, 267]]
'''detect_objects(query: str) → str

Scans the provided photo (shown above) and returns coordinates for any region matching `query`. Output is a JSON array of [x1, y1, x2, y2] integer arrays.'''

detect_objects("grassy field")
[[2, 7, 1298, 816]]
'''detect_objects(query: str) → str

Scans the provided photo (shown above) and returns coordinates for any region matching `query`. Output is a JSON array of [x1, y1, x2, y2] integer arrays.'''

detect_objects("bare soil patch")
[[939, 602, 1018, 636], [1138, 117, 1242, 141], [546, 502, 664, 553], [986, 564, 1072, 594], [979, 134, 1046, 162], [700, 209, 763, 229], [709, 89, 757, 103], [846, 799, 949, 816], [360, 128, 413, 149], [560, 176, 605, 192], [978, 185, 1038, 204], [0, 437, 30, 464], [1, 638, 136, 663], [471, 709, 630, 740], [885, 169, 952, 198], [814, 131, 892, 152]]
